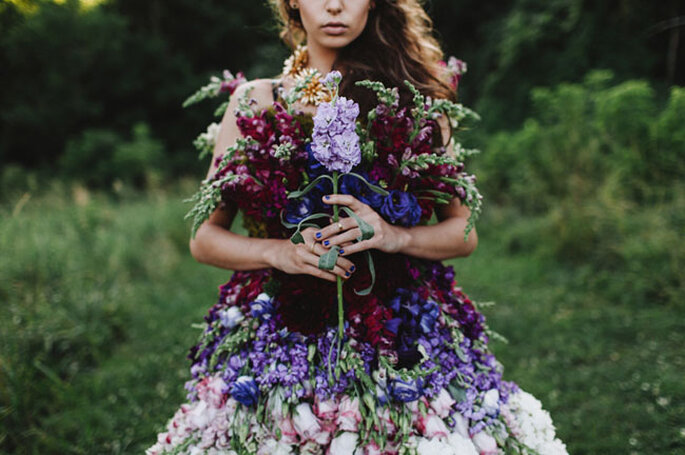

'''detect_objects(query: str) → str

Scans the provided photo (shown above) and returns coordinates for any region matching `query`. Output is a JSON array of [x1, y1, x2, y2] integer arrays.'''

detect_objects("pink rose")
[[472, 431, 498, 454], [376, 407, 397, 438], [293, 403, 323, 440], [197, 375, 228, 409], [362, 440, 382, 455], [416, 413, 449, 439], [430, 389, 456, 418], [314, 396, 339, 420], [336, 396, 361, 432], [276, 416, 299, 444]]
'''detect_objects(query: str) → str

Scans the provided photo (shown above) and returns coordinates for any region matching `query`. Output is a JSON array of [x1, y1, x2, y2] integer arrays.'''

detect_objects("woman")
[[147, 1, 567, 454]]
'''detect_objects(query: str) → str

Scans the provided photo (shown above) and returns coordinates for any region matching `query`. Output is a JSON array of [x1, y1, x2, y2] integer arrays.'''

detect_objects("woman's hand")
[[315, 195, 410, 256], [266, 227, 356, 283]]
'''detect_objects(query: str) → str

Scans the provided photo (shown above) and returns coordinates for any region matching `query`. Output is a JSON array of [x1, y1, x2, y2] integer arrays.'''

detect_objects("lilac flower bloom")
[[311, 96, 361, 174], [230, 375, 259, 406]]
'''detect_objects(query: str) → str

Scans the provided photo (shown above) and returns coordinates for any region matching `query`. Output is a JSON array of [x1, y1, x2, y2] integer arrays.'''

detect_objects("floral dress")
[[146, 58, 568, 455]]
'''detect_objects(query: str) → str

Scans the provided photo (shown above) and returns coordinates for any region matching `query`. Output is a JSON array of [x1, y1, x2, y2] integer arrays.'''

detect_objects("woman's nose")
[[326, 0, 343, 14]]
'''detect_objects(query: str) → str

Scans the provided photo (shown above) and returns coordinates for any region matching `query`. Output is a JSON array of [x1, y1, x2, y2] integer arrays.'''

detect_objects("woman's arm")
[[315, 194, 477, 261], [189, 79, 356, 282]]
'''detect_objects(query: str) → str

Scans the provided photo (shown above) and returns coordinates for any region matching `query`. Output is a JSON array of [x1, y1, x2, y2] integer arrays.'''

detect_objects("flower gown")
[[146, 62, 568, 455]]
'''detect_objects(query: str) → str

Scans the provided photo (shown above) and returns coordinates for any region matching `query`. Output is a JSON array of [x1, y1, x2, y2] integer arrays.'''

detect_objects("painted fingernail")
[[324, 240, 330, 246], [315, 232, 322, 239], [345, 271, 350, 277], [339, 249, 345, 255], [324, 195, 331, 200], [350, 265, 355, 272]]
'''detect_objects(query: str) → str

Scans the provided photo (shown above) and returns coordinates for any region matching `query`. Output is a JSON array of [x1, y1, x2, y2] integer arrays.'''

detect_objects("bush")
[[476, 71, 684, 305], [60, 121, 164, 189]]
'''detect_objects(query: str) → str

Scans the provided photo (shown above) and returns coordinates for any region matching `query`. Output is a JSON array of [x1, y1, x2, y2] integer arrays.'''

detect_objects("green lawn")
[[1, 184, 683, 454]]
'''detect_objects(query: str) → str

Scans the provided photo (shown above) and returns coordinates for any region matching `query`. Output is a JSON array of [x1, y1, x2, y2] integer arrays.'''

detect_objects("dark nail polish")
[[345, 272, 350, 277], [324, 240, 330, 246], [350, 265, 355, 272], [339, 249, 345, 255], [315, 232, 322, 239], [324, 195, 330, 200]]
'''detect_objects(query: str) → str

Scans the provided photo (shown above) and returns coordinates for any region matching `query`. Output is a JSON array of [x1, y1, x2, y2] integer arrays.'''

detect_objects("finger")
[[322, 194, 367, 212], [300, 264, 337, 282], [316, 217, 357, 242], [302, 248, 354, 280], [337, 239, 374, 256], [323, 228, 362, 248]]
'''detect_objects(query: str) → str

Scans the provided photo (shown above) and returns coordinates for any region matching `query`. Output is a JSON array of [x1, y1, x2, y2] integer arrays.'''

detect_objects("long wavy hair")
[[268, 0, 456, 116]]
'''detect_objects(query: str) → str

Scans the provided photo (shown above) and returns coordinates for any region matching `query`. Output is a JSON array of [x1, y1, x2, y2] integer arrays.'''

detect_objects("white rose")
[[328, 432, 359, 455], [451, 412, 470, 438], [293, 403, 322, 440], [258, 438, 294, 455], [446, 432, 478, 455], [481, 388, 500, 415], [430, 389, 456, 418], [416, 437, 454, 455], [417, 414, 449, 439], [471, 431, 498, 455]]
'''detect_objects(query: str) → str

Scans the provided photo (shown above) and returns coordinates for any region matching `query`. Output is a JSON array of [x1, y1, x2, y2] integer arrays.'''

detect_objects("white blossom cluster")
[[501, 391, 569, 455]]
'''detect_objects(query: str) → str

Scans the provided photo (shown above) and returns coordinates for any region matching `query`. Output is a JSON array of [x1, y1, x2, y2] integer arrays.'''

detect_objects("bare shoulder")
[[229, 78, 277, 112]]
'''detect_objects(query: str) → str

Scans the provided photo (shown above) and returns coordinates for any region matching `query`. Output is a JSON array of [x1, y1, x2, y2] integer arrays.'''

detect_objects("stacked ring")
[[337, 222, 344, 231]]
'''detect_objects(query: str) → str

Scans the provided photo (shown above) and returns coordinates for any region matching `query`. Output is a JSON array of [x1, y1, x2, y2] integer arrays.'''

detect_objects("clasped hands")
[[272, 194, 409, 283]]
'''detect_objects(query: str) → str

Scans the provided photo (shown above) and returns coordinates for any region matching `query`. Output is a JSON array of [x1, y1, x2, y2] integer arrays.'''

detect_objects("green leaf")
[[318, 246, 340, 271], [341, 207, 375, 241], [346, 172, 390, 196], [290, 232, 305, 244], [287, 174, 334, 199], [354, 251, 375, 296]]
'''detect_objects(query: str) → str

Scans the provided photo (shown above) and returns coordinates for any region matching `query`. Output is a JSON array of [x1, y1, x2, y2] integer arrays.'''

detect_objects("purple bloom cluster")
[[381, 190, 422, 227], [311, 97, 361, 174]]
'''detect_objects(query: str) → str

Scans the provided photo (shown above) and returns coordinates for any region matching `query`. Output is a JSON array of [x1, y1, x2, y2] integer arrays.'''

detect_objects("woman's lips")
[[322, 23, 348, 35]]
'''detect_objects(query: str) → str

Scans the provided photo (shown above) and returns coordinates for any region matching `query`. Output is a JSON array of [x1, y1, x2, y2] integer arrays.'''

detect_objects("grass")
[[1, 183, 683, 454]]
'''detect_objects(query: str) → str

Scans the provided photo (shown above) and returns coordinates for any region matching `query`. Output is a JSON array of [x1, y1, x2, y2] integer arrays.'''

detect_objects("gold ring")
[[337, 222, 344, 231], [309, 242, 316, 252]]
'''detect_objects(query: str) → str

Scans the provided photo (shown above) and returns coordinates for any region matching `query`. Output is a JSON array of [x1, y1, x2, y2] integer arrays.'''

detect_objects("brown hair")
[[268, 0, 456, 115]]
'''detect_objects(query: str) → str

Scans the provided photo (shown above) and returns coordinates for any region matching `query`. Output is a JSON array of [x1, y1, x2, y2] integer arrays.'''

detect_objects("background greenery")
[[0, 0, 683, 453]]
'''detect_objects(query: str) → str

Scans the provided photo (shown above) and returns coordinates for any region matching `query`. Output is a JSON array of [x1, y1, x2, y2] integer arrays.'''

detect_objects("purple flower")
[[380, 190, 422, 226], [231, 376, 259, 406], [311, 96, 361, 174]]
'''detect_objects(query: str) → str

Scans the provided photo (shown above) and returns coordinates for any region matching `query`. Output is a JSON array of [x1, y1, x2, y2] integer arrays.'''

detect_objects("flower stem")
[[333, 171, 344, 376]]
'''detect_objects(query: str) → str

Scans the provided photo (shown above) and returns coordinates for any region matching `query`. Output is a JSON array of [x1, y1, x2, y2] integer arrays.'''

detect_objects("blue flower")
[[250, 293, 274, 321], [218, 306, 244, 329], [340, 173, 384, 209], [389, 377, 423, 402], [284, 194, 317, 225], [230, 376, 259, 406], [380, 190, 422, 227]]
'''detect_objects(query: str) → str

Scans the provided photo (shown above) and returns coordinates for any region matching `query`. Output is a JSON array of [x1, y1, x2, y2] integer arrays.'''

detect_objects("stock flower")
[[311, 96, 361, 174], [249, 293, 274, 321], [230, 376, 259, 407]]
